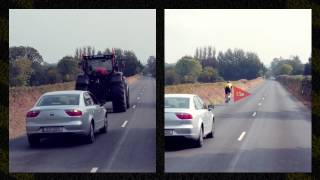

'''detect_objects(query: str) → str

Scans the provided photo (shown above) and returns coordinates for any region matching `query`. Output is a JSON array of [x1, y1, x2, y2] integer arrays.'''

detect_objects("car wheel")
[[194, 127, 204, 148], [207, 119, 215, 138], [100, 116, 108, 134], [86, 123, 95, 144], [28, 134, 40, 147]]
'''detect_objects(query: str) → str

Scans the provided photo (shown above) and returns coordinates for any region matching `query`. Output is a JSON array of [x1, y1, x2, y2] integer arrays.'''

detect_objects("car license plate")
[[42, 127, 63, 133], [165, 129, 173, 136]]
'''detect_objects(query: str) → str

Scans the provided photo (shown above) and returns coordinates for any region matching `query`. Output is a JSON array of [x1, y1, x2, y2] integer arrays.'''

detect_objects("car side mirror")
[[208, 104, 214, 111]]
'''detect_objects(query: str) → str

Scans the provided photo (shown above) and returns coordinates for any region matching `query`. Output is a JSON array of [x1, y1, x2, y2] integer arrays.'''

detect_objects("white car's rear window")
[[37, 94, 80, 106], [165, 97, 189, 109]]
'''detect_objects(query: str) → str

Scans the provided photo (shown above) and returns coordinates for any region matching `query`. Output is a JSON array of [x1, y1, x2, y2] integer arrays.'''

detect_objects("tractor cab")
[[80, 54, 116, 77]]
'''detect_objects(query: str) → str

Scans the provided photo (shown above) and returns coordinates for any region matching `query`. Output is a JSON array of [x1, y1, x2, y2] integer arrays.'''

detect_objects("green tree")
[[87, 46, 92, 56], [57, 56, 79, 82], [9, 61, 19, 86], [279, 64, 293, 75], [217, 49, 264, 80], [207, 46, 212, 59], [146, 56, 156, 77], [104, 48, 111, 54], [304, 57, 311, 75], [165, 67, 180, 85], [291, 56, 304, 75], [122, 50, 143, 76], [13, 58, 33, 86], [47, 67, 62, 84], [9, 46, 43, 64], [198, 67, 222, 83], [175, 56, 202, 83], [29, 62, 47, 86], [271, 56, 304, 76], [194, 48, 199, 59], [203, 46, 207, 60]]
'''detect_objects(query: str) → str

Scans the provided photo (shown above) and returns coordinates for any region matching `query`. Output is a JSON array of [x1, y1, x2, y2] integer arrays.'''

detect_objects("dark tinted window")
[[165, 97, 190, 109], [88, 60, 113, 71], [37, 94, 80, 106]]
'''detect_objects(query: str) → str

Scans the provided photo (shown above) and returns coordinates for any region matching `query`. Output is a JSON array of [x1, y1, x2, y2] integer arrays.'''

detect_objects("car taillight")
[[26, 110, 40, 118], [65, 109, 82, 116], [176, 113, 193, 120]]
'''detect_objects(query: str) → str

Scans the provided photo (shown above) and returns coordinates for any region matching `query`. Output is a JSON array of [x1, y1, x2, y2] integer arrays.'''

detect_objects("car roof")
[[165, 94, 197, 98], [42, 90, 86, 96]]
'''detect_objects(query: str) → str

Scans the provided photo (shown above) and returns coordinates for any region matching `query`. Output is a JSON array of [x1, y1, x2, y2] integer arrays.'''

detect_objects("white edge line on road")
[[121, 120, 128, 128], [90, 167, 98, 173], [252, 112, 256, 117], [132, 105, 136, 109], [238, 131, 246, 141]]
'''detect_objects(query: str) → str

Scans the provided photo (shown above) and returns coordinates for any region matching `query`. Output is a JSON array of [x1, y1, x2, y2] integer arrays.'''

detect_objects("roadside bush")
[[276, 75, 311, 100], [198, 67, 222, 83], [165, 67, 180, 85]]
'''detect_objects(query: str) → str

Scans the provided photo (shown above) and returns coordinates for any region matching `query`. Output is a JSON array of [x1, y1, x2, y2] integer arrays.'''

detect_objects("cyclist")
[[225, 80, 233, 102]]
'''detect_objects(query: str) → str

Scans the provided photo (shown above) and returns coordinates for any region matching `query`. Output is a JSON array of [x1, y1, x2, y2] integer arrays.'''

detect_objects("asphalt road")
[[165, 80, 311, 172], [9, 76, 156, 173]]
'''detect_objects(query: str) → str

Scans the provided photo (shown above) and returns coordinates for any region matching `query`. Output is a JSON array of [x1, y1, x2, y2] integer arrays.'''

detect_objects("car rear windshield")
[[37, 94, 80, 106], [165, 97, 190, 109]]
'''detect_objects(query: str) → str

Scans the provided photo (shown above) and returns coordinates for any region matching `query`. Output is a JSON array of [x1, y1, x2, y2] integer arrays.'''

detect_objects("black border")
[[1, 0, 319, 180]]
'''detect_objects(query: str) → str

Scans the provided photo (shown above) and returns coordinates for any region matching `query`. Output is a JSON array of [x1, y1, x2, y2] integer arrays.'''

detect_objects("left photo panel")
[[9, 9, 156, 173]]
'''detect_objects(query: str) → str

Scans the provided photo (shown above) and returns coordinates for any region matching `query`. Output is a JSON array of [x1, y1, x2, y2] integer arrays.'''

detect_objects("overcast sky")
[[9, 9, 156, 64], [165, 9, 311, 66]]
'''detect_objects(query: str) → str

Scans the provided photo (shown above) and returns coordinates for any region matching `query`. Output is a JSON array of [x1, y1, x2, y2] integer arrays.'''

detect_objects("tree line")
[[165, 46, 266, 85], [143, 56, 156, 77], [9, 46, 147, 87], [270, 56, 311, 76]]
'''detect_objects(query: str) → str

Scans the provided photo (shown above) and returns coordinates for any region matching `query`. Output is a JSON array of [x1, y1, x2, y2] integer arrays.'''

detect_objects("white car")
[[164, 94, 215, 147], [26, 90, 108, 147]]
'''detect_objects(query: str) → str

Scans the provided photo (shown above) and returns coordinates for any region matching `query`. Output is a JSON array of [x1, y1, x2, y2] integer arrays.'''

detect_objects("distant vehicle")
[[164, 94, 215, 147], [75, 49, 129, 112], [26, 90, 108, 147]]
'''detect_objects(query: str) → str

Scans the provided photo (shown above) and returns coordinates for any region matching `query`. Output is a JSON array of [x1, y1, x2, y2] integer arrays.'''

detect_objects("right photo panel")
[[164, 9, 311, 172]]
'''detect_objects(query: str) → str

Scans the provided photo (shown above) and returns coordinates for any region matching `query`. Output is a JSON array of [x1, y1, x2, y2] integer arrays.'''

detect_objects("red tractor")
[[75, 49, 129, 112]]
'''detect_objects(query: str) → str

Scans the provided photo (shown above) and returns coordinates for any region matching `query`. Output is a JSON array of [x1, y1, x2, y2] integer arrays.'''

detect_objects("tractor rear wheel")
[[111, 82, 127, 112]]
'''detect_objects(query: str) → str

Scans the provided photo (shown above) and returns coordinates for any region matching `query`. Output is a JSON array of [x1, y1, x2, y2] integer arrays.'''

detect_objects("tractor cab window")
[[87, 59, 113, 72]]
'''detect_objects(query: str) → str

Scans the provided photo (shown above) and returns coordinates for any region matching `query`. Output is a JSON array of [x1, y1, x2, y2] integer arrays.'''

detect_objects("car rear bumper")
[[26, 120, 89, 136], [164, 124, 199, 140]]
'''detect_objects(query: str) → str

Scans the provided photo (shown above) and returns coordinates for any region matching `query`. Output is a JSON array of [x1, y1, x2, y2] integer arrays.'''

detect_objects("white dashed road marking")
[[121, 120, 128, 128], [132, 105, 136, 109], [137, 97, 140, 100], [90, 167, 98, 173], [238, 131, 246, 141], [258, 103, 262, 106], [252, 112, 257, 117]]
